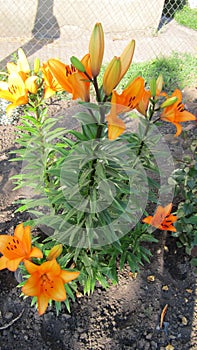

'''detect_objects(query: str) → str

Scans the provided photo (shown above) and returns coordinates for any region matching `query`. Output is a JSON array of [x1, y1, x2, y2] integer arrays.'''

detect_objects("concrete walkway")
[[0, 19, 196, 70]]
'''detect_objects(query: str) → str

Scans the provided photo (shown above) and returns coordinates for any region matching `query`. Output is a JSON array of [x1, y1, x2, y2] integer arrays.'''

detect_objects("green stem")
[[136, 97, 157, 157]]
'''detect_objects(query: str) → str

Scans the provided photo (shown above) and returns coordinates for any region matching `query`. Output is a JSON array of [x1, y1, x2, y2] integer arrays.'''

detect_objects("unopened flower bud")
[[46, 244, 63, 261], [150, 78, 156, 97], [156, 74, 163, 94], [70, 56, 86, 73], [103, 56, 121, 96], [89, 22, 104, 77], [119, 39, 135, 82], [161, 96, 178, 108], [34, 58, 40, 74]]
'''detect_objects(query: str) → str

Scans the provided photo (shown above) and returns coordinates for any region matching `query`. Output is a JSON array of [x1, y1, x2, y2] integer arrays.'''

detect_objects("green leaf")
[[66, 130, 87, 141], [55, 301, 62, 316], [65, 283, 76, 302], [96, 272, 109, 289], [82, 123, 98, 139], [45, 128, 66, 142], [64, 298, 71, 313], [73, 112, 98, 124], [183, 215, 197, 225], [84, 276, 93, 296], [22, 114, 40, 126]]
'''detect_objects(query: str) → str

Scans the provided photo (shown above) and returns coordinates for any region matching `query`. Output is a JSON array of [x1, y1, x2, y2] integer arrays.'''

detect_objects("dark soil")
[[0, 88, 196, 350]]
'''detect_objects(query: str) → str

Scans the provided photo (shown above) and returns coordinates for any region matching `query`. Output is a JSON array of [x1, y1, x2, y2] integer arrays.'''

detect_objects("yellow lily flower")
[[41, 61, 64, 99], [25, 76, 38, 94], [48, 54, 91, 102], [161, 89, 196, 136], [0, 72, 29, 115], [7, 48, 30, 76], [89, 22, 104, 77]]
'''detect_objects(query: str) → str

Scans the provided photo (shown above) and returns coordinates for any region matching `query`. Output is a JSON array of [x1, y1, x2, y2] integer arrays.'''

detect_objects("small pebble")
[[4, 312, 13, 320]]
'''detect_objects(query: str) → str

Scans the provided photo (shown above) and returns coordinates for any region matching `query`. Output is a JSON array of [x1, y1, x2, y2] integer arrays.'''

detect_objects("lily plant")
[[0, 22, 196, 315]]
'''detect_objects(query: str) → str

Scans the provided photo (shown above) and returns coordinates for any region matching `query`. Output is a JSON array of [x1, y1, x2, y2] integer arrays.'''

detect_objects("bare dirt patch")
[[0, 89, 196, 350]]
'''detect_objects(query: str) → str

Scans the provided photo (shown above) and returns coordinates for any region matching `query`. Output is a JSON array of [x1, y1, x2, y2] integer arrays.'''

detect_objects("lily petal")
[[38, 294, 50, 315], [6, 257, 23, 271], [47, 277, 67, 301], [0, 255, 9, 270], [60, 270, 80, 284], [142, 216, 153, 225], [29, 246, 43, 259], [22, 274, 40, 296]]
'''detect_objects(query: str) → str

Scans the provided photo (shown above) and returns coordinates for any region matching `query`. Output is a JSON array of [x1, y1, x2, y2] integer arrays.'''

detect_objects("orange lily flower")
[[106, 76, 144, 139], [136, 88, 151, 116], [107, 114, 126, 140], [41, 62, 64, 99], [22, 259, 80, 315], [142, 203, 177, 232], [136, 75, 165, 116], [48, 54, 92, 102], [0, 223, 43, 271], [161, 89, 196, 136], [0, 72, 29, 116], [111, 76, 145, 114], [106, 91, 126, 140]]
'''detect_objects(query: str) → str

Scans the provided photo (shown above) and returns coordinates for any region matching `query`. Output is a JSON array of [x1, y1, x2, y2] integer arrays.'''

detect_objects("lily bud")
[[103, 56, 121, 96], [119, 39, 135, 82], [161, 96, 178, 108], [89, 22, 104, 77], [25, 76, 38, 94], [156, 74, 163, 94], [150, 78, 156, 97], [70, 56, 86, 73], [46, 244, 63, 261], [34, 58, 40, 74]]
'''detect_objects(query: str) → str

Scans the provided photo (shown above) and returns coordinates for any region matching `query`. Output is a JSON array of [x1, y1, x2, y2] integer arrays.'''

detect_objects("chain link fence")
[[0, 0, 195, 69]]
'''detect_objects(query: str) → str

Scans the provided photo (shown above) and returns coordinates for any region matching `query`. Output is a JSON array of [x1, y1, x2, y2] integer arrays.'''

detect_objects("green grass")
[[174, 5, 197, 30], [99, 52, 197, 94]]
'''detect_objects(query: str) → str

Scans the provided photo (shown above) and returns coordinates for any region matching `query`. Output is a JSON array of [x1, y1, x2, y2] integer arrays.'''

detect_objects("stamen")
[[65, 65, 77, 77], [177, 102, 184, 112], [128, 96, 136, 108]]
